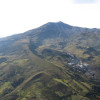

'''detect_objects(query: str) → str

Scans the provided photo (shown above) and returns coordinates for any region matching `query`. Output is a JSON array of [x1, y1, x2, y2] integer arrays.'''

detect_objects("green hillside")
[[0, 22, 100, 100]]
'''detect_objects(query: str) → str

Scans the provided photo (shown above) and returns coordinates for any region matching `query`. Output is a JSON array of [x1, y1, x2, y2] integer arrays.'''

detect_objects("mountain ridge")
[[0, 21, 100, 100], [1, 21, 100, 40]]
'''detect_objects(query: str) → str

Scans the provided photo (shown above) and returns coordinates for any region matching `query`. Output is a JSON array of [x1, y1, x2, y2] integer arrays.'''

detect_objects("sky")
[[0, 0, 100, 37]]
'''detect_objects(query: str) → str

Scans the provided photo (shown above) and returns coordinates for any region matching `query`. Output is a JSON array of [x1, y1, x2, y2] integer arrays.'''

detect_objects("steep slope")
[[0, 37, 65, 100], [0, 36, 93, 100], [0, 22, 100, 100], [22, 22, 100, 78], [23, 22, 100, 50], [64, 32, 100, 78]]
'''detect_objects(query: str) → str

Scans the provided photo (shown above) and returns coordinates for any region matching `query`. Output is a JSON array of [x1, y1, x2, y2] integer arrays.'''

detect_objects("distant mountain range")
[[0, 22, 100, 100]]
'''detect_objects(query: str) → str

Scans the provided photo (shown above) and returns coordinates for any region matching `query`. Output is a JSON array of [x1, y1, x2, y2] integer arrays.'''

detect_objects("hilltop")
[[0, 22, 100, 100]]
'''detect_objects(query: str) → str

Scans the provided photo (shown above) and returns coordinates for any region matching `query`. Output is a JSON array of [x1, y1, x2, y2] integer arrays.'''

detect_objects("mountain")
[[0, 22, 100, 100]]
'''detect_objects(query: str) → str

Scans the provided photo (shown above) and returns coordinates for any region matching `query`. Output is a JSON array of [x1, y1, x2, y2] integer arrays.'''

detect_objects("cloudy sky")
[[0, 0, 100, 37]]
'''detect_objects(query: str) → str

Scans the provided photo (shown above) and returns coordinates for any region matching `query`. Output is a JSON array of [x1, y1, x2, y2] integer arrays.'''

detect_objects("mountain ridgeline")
[[0, 22, 100, 100]]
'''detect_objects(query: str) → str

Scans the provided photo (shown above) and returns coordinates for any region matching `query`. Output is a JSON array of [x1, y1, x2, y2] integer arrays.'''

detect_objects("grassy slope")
[[64, 32, 100, 63], [0, 22, 100, 100], [0, 37, 97, 100], [63, 32, 100, 79]]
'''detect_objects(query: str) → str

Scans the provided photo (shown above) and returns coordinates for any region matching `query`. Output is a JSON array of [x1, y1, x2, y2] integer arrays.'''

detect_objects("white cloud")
[[0, 0, 100, 37], [72, 0, 99, 4]]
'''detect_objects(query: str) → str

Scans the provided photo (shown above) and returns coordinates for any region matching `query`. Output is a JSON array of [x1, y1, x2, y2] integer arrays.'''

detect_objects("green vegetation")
[[0, 82, 13, 97], [0, 22, 100, 100]]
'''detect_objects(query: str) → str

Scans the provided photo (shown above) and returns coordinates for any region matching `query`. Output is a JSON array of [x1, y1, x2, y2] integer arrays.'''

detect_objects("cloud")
[[73, 0, 98, 4]]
